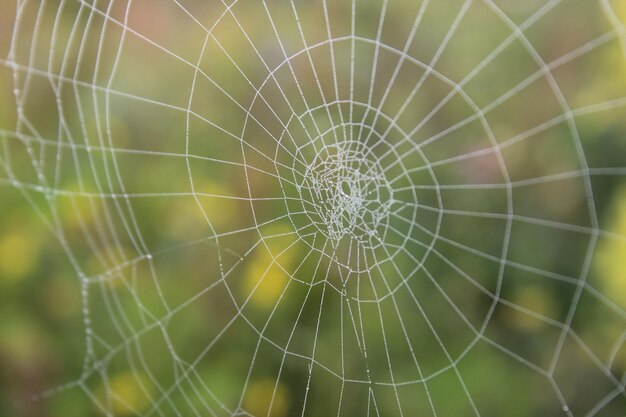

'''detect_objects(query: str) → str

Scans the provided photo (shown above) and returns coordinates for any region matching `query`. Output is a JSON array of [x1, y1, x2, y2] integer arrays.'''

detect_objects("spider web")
[[1, 0, 626, 416]]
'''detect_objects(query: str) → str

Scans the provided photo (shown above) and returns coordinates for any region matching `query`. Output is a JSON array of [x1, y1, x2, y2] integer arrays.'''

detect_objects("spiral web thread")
[[2, 0, 626, 416]]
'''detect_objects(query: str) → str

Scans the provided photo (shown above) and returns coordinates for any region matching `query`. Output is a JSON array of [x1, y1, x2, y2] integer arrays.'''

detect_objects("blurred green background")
[[1, 1, 626, 416]]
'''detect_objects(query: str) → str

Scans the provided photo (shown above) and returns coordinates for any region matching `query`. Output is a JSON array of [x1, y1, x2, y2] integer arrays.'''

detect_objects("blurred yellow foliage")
[[507, 285, 557, 332], [243, 225, 299, 309], [607, 0, 626, 65], [86, 245, 134, 285], [99, 371, 153, 416], [243, 249, 290, 310], [165, 197, 207, 240], [167, 181, 240, 240], [196, 180, 241, 228], [613, 0, 626, 24], [58, 189, 99, 231], [594, 185, 626, 309], [243, 378, 290, 417], [572, 0, 626, 111], [0, 230, 41, 284]]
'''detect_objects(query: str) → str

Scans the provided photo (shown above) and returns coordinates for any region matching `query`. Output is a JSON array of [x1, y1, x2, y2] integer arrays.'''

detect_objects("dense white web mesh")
[[1, 0, 626, 416]]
